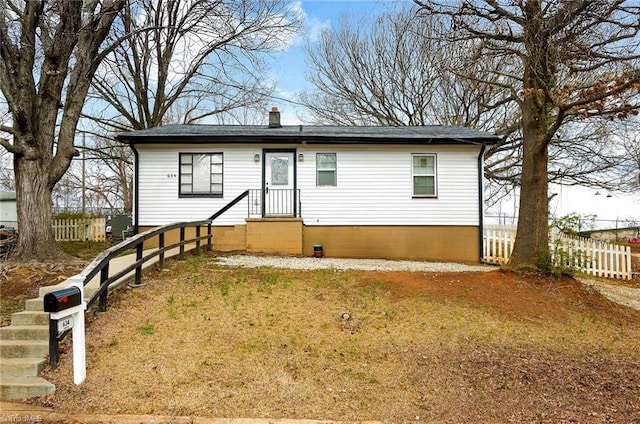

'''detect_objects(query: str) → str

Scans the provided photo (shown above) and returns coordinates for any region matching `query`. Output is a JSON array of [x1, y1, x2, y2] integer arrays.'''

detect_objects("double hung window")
[[316, 153, 337, 186], [412, 154, 437, 197]]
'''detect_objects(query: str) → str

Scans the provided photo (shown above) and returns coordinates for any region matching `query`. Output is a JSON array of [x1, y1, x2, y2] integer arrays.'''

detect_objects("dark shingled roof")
[[115, 124, 500, 146]]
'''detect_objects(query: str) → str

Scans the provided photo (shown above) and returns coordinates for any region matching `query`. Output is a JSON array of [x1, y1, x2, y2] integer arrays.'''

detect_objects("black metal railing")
[[83, 220, 212, 310], [209, 189, 302, 219], [48, 220, 212, 368], [49, 188, 303, 369], [209, 190, 249, 220], [248, 189, 301, 217], [248, 189, 262, 216]]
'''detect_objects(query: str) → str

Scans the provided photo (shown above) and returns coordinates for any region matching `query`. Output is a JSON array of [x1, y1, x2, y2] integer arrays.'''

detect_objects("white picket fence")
[[483, 225, 633, 280], [53, 217, 106, 242]]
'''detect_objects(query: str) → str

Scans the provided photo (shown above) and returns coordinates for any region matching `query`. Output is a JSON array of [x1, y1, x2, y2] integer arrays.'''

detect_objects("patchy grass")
[[35, 256, 640, 423], [57, 241, 111, 261], [0, 241, 134, 324], [0, 265, 85, 326], [0, 241, 106, 324]]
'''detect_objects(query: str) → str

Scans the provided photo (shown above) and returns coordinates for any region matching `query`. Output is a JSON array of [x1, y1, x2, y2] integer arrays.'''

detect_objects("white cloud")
[[305, 15, 332, 43], [286, 1, 331, 49]]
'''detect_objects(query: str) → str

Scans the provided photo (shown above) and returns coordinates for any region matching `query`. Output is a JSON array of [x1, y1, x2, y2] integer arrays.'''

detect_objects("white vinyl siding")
[[137, 145, 263, 226], [297, 146, 480, 226], [135, 144, 482, 227]]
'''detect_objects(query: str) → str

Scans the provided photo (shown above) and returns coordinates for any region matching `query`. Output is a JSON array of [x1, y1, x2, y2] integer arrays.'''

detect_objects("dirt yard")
[[2, 253, 637, 423]]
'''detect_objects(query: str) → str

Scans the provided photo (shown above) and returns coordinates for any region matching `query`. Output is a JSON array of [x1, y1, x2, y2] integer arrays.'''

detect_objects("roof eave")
[[114, 134, 500, 146]]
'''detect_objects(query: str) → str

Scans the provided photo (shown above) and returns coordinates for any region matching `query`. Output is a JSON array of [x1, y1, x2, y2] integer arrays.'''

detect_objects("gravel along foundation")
[[212, 254, 494, 272]]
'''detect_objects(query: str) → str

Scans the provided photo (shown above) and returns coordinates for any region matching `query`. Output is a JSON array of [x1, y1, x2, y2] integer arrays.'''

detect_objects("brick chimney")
[[268, 107, 282, 128]]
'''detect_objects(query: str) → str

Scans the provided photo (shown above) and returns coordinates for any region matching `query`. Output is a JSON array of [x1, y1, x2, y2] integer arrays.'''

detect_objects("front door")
[[264, 151, 296, 216]]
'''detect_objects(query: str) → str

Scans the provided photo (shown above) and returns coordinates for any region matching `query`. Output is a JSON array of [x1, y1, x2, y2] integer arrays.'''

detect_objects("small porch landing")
[[246, 218, 303, 255]]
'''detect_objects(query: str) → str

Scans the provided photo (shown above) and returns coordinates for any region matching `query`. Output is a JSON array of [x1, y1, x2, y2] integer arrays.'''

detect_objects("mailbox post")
[[44, 277, 86, 385]]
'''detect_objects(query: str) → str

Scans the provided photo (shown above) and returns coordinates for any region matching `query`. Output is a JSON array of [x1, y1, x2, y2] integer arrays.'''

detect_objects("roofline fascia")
[[114, 135, 500, 146]]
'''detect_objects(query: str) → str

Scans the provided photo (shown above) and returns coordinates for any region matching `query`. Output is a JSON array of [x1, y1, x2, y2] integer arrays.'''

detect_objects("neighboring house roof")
[[0, 191, 16, 201], [115, 124, 500, 146], [580, 226, 640, 236]]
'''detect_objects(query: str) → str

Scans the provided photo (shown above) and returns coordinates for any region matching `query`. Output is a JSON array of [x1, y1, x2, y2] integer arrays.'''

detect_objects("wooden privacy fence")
[[483, 225, 633, 280], [53, 218, 106, 242]]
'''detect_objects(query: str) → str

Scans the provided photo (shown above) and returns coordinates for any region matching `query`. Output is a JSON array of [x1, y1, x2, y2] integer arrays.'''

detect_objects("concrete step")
[[30, 289, 97, 309], [0, 326, 49, 341], [10, 311, 49, 326], [0, 340, 48, 359], [38, 282, 68, 297], [0, 377, 55, 400], [0, 358, 46, 378], [24, 297, 44, 312]]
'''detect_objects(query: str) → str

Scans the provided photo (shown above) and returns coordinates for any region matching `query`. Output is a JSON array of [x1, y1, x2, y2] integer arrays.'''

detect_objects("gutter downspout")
[[478, 144, 489, 264], [131, 143, 140, 235]]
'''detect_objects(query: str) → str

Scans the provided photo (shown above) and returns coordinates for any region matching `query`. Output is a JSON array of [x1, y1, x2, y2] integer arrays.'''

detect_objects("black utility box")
[[44, 287, 82, 313]]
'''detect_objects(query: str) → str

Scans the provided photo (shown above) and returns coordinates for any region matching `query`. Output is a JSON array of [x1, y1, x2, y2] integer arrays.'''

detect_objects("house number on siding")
[[167, 173, 177, 179]]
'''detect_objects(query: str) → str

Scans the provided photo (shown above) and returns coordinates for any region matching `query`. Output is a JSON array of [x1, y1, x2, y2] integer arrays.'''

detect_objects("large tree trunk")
[[12, 154, 68, 260], [509, 3, 552, 271], [509, 0, 553, 271], [1, 0, 125, 263], [509, 111, 550, 270]]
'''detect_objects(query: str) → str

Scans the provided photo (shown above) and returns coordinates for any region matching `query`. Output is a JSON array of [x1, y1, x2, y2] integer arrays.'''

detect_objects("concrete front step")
[[0, 377, 55, 400], [26, 291, 97, 312], [0, 340, 49, 359], [38, 283, 68, 297], [11, 311, 49, 326], [0, 325, 49, 341], [24, 297, 44, 312], [0, 358, 46, 378]]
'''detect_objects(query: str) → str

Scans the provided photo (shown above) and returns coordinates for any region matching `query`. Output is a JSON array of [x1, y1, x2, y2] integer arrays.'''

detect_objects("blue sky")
[[271, 0, 408, 124]]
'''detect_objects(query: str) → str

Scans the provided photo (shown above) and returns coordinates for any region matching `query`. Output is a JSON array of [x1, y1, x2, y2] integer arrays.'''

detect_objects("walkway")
[[40, 244, 198, 300], [576, 252, 640, 311], [0, 401, 378, 424]]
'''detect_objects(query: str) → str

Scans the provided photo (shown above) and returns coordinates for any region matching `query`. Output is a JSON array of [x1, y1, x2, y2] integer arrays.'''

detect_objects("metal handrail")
[[209, 190, 249, 220], [82, 219, 212, 311], [210, 189, 302, 220], [49, 219, 212, 369], [49, 187, 303, 369]]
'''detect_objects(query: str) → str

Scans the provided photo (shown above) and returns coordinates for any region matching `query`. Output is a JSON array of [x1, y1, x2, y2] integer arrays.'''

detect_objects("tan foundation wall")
[[138, 223, 479, 262], [246, 218, 303, 255], [138, 225, 245, 252], [212, 225, 247, 251], [303, 226, 480, 263]]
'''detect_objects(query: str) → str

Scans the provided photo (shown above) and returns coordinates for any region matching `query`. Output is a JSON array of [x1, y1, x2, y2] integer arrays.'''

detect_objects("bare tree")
[[614, 120, 640, 192], [300, 10, 513, 127], [0, 150, 13, 191], [0, 108, 12, 190], [85, 0, 302, 133], [84, 134, 134, 214], [58, 133, 134, 215], [414, 0, 640, 270], [0, 0, 126, 261], [78, 0, 300, 215]]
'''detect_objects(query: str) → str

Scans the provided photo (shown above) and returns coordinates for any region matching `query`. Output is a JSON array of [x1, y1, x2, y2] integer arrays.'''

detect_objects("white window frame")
[[316, 153, 337, 187], [412, 153, 437, 198]]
